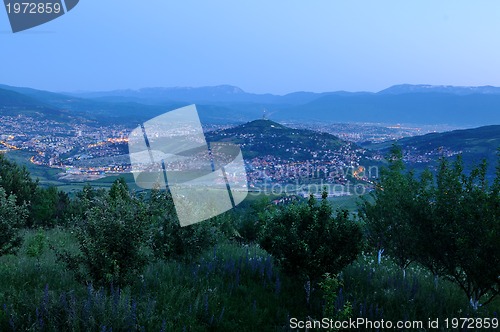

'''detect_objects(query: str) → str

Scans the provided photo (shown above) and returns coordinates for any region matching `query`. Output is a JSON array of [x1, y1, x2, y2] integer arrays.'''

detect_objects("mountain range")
[[2, 83, 500, 126]]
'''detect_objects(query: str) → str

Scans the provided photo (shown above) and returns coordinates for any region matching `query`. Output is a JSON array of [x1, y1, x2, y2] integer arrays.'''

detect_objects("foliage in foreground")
[[56, 179, 149, 288], [0, 231, 303, 331], [148, 189, 220, 262], [0, 185, 28, 256], [0, 149, 499, 330], [260, 191, 363, 282], [1, 229, 498, 331], [361, 146, 500, 309]]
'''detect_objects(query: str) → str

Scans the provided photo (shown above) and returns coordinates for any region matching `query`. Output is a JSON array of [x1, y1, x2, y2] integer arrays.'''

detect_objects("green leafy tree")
[[360, 145, 422, 278], [0, 154, 38, 226], [108, 177, 130, 201], [260, 191, 363, 282], [238, 197, 274, 243], [30, 186, 71, 227], [59, 179, 150, 287], [31, 187, 57, 227], [425, 156, 500, 309], [67, 183, 106, 221], [148, 189, 219, 261], [363, 147, 500, 309], [0, 154, 38, 207], [0, 185, 29, 256]]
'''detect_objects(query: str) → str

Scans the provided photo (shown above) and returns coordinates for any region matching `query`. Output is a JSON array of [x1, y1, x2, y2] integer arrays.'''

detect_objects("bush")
[[260, 192, 363, 282], [26, 229, 47, 260], [30, 186, 70, 228], [320, 273, 352, 331], [58, 179, 150, 287], [148, 190, 219, 261], [0, 154, 37, 207], [237, 197, 273, 243], [0, 185, 29, 256]]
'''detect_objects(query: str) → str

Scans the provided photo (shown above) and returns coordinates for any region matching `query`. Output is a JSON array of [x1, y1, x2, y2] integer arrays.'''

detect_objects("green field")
[[4, 151, 144, 194]]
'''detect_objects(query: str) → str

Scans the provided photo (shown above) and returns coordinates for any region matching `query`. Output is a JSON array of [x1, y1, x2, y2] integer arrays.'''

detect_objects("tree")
[[363, 146, 500, 309], [67, 183, 106, 221], [0, 154, 38, 207], [148, 189, 219, 261], [260, 191, 363, 283], [29, 186, 71, 228], [425, 156, 500, 309], [360, 145, 422, 278], [58, 179, 150, 287], [0, 185, 29, 256], [0, 154, 38, 226], [238, 197, 274, 243]]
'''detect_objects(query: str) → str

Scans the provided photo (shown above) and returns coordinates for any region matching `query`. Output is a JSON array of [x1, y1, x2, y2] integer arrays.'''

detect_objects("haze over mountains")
[[1, 83, 500, 126]]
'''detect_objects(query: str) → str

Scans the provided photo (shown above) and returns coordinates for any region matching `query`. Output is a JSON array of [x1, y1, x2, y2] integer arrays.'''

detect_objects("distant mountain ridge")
[[282, 92, 500, 126], [0, 87, 68, 119], [379, 84, 500, 95], [2, 83, 500, 126], [67, 85, 352, 105], [69, 83, 500, 104], [65, 83, 500, 126], [0, 88, 43, 108]]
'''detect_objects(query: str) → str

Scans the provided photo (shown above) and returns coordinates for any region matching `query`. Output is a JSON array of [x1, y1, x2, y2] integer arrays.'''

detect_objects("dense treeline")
[[0, 150, 499, 330]]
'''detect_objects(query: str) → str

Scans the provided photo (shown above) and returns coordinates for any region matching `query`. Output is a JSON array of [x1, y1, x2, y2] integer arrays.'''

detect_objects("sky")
[[1, 0, 500, 95]]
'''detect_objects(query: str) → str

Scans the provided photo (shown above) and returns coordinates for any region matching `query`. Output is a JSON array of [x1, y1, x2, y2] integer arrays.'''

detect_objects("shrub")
[[148, 189, 219, 261], [26, 229, 47, 260], [320, 273, 352, 331], [0, 185, 29, 256], [58, 179, 150, 287], [260, 192, 363, 282], [0, 154, 37, 207], [237, 197, 274, 243], [30, 186, 71, 228]]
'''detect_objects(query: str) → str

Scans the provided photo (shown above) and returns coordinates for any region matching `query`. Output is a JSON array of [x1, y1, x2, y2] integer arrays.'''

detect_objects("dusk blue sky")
[[1, 1, 500, 94]]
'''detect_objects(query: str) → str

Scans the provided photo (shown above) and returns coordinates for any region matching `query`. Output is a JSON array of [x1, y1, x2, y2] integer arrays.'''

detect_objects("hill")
[[364, 125, 500, 173], [206, 119, 354, 160], [0, 84, 269, 125], [0, 88, 43, 108], [0, 88, 71, 119]]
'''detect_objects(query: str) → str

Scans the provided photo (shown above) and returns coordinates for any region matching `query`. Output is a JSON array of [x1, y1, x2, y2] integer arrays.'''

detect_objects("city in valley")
[[0, 112, 463, 192]]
